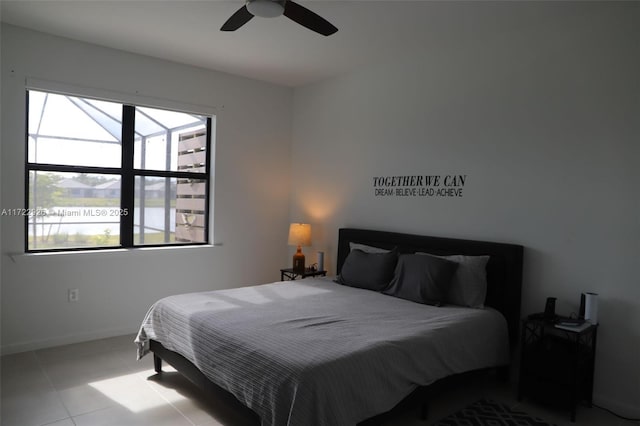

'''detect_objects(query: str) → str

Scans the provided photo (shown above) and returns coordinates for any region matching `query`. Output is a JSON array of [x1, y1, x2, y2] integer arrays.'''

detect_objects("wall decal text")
[[373, 175, 466, 197]]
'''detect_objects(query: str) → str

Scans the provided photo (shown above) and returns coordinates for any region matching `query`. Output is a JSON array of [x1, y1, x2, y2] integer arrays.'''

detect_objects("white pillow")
[[349, 242, 390, 254], [417, 253, 490, 308]]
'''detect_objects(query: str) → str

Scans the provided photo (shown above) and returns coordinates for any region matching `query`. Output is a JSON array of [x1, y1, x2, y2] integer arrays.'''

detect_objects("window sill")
[[6, 243, 221, 263]]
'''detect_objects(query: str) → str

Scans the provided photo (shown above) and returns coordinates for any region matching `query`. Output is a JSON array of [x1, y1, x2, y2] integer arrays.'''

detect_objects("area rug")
[[433, 399, 557, 426]]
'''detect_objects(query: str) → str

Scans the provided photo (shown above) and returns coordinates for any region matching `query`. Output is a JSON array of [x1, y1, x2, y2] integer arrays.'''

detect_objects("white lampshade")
[[288, 223, 311, 247]]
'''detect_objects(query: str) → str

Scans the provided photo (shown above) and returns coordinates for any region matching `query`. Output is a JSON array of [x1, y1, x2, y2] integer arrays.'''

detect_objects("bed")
[[136, 228, 523, 425]]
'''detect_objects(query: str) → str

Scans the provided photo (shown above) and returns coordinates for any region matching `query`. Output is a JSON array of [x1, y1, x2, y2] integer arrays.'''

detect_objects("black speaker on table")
[[544, 297, 557, 320]]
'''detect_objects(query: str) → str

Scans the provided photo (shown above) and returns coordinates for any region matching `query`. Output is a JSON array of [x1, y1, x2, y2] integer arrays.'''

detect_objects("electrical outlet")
[[68, 288, 79, 302]]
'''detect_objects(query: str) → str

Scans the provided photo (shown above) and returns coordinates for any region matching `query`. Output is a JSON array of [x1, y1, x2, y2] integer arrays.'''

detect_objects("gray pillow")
[[339, 248, 398, 291], [349, 242, 390, 253], [417, 253, 490, 308], [383, 254, 458, 305]]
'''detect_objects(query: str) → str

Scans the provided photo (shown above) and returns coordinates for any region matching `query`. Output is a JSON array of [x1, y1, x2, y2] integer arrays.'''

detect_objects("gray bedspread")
[[136, 278, 509, 426]]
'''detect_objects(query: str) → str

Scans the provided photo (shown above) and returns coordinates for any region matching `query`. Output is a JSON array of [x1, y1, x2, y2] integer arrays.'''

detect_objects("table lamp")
[[288, 223, 311, 274]]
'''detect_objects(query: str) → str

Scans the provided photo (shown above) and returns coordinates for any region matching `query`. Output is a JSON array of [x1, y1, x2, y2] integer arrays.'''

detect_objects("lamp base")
[[293, 247, 305, 274]]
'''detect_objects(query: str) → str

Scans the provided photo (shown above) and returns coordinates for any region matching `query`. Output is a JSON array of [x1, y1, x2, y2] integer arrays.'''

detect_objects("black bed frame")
[[150, 227, 524, 425]]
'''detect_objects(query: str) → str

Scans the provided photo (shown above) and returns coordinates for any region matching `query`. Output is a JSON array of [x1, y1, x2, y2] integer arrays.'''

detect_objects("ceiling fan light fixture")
[[246, 0, 285, 18]]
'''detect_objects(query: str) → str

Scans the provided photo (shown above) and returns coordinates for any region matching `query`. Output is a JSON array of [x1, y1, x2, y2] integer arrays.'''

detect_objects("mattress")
[[136, 278, 509, 426]]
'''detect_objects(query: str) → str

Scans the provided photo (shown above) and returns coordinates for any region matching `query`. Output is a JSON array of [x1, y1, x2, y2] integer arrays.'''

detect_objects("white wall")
[[0, 25, 293, 353], [291, 2, 639, 416]]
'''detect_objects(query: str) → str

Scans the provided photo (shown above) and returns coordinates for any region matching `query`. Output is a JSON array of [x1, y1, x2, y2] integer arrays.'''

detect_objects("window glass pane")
[[28, 171, 122, 250], [30, 137, 122, 168], [134, 177, 206, 245], [134, 106, 207, 173], [25, 89, 212, 252], [28, 91, 122, 167]]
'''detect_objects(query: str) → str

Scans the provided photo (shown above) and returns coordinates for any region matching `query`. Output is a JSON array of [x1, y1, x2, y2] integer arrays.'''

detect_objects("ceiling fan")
[[221, 0, 338, 36]]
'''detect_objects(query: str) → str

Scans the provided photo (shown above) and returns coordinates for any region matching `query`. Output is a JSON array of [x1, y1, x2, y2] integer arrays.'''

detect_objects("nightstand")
[[280, 268, 327, 281], [518, 315, 598, 422]]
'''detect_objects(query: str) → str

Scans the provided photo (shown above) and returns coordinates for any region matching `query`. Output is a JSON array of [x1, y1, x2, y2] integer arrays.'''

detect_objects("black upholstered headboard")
[[337, 228, 524, 347]]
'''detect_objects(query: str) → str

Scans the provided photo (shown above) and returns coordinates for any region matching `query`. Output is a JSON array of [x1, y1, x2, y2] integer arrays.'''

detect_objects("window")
[[25, 90, 212, 252]]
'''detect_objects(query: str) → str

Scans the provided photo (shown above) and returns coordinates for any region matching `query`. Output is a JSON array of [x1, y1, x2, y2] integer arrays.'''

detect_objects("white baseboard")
[[593, 393, 640, 419], [1, 326, 137, 355]]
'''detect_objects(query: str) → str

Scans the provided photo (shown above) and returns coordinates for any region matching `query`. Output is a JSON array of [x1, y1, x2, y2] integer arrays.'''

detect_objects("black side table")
[[280, 268, 327, 281], [518, 315, 598, 422]]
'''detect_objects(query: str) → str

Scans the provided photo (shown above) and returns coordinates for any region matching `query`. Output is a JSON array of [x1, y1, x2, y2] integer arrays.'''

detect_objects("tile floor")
[[1, 334, 637, 426]]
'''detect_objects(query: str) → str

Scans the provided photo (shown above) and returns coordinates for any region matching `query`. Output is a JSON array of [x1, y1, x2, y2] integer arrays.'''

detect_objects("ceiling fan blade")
[[283, 1, 337, 36], [221, 5, 254, 31]]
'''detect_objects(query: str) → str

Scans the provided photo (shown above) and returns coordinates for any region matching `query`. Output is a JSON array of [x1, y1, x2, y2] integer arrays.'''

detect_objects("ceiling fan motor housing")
[[247, 0, 286, 18], [222, 0, 337, 36]]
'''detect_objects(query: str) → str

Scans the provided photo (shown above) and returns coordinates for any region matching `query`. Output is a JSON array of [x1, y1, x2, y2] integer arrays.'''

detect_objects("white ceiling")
[[1, 1, 566, 87]]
